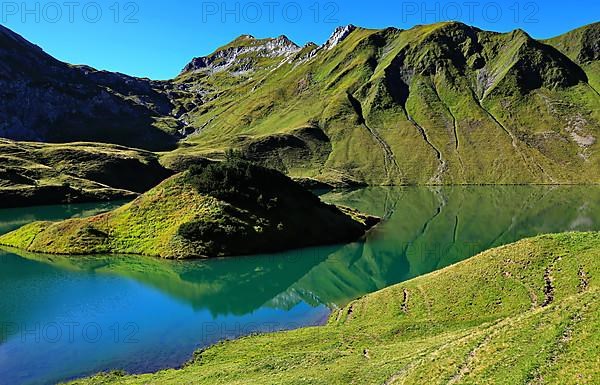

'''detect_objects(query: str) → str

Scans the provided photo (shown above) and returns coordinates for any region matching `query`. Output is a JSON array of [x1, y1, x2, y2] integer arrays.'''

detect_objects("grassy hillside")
[[0, 139, 171, 207], [544, 22, 600, 92], [0, 159, 378, 258], [65, 232, 600, 384], [167, 22, 600, 186], [1, 22, 599, 191]]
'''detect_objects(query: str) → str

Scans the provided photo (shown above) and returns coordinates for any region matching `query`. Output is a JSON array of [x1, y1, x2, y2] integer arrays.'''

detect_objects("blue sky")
[[2, 0, 598, 79]]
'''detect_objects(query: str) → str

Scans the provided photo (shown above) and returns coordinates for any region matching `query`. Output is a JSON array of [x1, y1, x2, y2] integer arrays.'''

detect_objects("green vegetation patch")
[[0, 139, 172, 208]]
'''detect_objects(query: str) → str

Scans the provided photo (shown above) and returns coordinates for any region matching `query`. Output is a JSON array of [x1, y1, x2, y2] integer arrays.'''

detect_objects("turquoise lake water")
[[2, 186, 600, 385]]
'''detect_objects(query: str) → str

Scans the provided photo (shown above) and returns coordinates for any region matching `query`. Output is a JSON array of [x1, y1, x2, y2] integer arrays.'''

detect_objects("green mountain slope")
[[167, 22, 600, 185], [65, 232, 600, 384], [544, 22, 600, 96], [0, 22, 599, 187], [0, 139, 171, 207], [0, 159, 378, 258]]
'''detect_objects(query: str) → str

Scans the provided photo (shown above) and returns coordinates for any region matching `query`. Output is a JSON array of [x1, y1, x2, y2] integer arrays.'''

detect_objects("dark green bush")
[[177, 156, 335, 255], [184, 156, 315, 210], [178, 215, 253, 253]]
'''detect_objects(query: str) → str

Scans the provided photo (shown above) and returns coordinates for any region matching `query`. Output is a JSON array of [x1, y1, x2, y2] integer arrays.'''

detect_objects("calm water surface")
[[2, 187, 600, 385]]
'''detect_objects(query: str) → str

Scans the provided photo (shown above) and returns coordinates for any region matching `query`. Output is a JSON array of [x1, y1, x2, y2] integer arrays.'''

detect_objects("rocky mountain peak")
[[181, 34, 300, 74], [511, 28, 532, 39], [322, 24, 357, 50], [264, 35, 300, 52]]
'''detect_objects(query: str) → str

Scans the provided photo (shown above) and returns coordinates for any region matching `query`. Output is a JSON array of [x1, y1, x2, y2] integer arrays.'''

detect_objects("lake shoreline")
[[3, 186, 600, 385]]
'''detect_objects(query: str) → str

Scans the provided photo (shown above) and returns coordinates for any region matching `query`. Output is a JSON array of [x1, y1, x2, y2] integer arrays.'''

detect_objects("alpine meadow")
[[0, 9, 599, 385]]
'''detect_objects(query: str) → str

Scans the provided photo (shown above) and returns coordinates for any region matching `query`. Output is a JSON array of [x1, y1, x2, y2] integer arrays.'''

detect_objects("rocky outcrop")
[[0, 25, 180, 150], [181, 35, 301, 74], [322, 25, 357, 50]]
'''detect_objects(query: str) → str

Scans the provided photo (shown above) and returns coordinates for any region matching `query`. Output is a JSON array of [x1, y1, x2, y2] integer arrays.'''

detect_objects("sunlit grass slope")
[[169, 22, 600, 186], [66, 232, 599, 384]]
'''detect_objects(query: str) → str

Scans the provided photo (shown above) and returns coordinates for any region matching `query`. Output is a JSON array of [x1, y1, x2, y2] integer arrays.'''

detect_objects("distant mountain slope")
[[0, 22, 599, 186], [0, 25, 182, 150], [170, 21, 600, 185], [0, 139, 171, 207], [544, 22, 600, 93]]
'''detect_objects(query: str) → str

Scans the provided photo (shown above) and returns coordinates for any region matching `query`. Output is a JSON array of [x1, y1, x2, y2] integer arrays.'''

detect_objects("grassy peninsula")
[[65, 232, 599, 384], [0, 159, 378, 258]]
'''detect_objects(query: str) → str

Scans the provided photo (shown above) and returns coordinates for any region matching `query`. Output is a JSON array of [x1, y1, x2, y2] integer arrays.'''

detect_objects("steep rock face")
[[576, 24, 600, 64], [0, 25, 180, 150], [322, 25, 357, 50]]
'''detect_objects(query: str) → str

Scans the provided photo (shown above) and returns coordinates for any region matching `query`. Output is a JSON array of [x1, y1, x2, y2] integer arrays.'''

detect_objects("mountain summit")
[[322, 24, 357, 50], [181, 34, 301, 74]]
